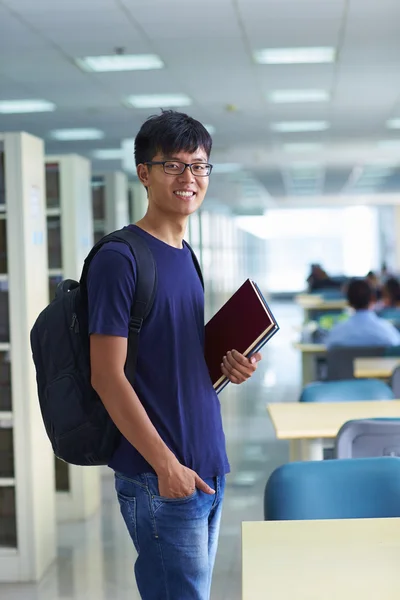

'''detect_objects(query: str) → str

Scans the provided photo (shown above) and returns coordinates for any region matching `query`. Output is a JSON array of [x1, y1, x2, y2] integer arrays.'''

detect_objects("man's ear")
[[137, 163, 149, 187]]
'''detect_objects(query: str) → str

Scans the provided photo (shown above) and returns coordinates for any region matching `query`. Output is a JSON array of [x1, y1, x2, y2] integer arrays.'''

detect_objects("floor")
[[1, 301, 302, 600]]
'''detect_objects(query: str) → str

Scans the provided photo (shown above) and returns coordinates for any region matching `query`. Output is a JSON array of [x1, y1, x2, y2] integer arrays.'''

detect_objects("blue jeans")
[[115, 472, 225, 600]]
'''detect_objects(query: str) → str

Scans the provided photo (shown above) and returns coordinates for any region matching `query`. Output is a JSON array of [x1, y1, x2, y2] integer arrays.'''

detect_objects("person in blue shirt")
[[87, 111, 262, 600], [326, 278, 400, 349]]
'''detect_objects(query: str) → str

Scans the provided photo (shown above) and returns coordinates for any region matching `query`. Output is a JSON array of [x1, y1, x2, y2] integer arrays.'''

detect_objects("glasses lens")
[[191, 164, 211, 176], [163, 161, 212, 176], [164, 161, 185, 174]]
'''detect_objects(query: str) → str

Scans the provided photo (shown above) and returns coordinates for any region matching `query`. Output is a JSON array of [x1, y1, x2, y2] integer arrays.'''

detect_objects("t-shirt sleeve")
[[87, 247, 136, 338]]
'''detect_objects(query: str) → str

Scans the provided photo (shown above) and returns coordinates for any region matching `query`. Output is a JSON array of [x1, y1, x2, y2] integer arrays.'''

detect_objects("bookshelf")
[[128, 180, 148, 224], [0, 132, 56, 582], [44, 154, 101, 522], [91, 171, 129, 240]]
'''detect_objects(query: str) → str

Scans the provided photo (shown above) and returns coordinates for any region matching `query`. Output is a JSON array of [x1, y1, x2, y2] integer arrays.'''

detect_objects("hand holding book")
[[221, 349, 262, 385], [205, 279, 279, 393]]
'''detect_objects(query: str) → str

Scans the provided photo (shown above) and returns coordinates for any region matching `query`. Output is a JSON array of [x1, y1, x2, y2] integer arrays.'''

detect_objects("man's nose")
[[179, 165, 195, 182]]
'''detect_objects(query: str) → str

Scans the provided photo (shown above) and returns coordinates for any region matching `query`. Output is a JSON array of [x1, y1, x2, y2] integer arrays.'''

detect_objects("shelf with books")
[[0, 132, 56, 581], [92, 172, 129, 241], [45, 154, 100, 523]]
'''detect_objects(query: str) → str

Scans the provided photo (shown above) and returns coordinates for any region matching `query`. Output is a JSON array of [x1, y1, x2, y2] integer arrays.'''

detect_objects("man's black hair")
[[346, 278, 372, 310], [134, 110, 212, 166]]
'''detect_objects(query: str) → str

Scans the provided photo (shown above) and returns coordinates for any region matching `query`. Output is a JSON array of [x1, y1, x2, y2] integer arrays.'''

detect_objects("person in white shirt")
[[326, 278, 400, 349]]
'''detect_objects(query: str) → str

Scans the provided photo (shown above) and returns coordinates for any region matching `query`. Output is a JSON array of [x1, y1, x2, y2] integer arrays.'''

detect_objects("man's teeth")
[[175, 191, 194, 197]]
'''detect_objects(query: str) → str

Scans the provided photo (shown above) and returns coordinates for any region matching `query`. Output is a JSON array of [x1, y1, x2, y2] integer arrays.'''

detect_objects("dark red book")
[[204, 279, 279, 393]]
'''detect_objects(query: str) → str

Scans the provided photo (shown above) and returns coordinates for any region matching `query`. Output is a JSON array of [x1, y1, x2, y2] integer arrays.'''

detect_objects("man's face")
[[138, 148, 210, 218]]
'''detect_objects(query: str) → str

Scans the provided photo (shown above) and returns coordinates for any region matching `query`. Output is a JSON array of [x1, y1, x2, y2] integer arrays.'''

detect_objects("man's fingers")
[[230, 350, 255, 368], [224, 353, 253, 378], [195, 474, 215, 495], [250, 352, 262, 364], [221, 363, 241, 384]]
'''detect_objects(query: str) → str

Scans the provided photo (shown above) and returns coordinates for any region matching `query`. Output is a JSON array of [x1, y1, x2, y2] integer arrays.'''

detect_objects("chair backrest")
[[385, 345, 400, 357], [390, 366, 400, 397], [326, 346, 387, 380], [335, 418, 400, 459], [264, 457, 400, 520], [376, 308, 400, 321], [299, 379, 394, 403]]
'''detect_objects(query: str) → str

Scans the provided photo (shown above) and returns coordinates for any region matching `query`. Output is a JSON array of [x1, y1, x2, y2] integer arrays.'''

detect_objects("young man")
[[87, 111, 262, 600], [326, 278, 400, 348]]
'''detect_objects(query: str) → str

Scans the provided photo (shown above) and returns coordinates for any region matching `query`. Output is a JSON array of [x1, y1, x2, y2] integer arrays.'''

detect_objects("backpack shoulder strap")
[[81, 227, 157, 386], [185, 241, 204, 289]]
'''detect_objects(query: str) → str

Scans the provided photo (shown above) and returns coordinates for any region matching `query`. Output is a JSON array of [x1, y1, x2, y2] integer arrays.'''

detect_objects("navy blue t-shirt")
[[87, 225, 230, 479]]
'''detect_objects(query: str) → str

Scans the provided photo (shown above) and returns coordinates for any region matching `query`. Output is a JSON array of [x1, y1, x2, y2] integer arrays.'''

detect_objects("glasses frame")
[[145, 160, 213, 177]]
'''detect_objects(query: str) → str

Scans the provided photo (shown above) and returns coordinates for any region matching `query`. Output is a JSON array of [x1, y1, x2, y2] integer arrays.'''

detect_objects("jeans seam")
[[144, 474, 170, 600]]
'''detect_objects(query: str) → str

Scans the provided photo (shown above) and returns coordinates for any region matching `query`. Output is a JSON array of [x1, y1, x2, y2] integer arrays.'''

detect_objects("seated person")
[[306, 263, 337, 292], [380, 277, 400, 309], [366, 270, 382, 300], [326, 278, 400, 348]]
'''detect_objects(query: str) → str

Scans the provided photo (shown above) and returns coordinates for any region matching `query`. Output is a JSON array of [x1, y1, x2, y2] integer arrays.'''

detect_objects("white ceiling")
[[1, 0, 400, 211]]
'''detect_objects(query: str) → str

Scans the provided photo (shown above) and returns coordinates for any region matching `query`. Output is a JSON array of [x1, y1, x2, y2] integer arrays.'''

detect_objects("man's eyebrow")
[[164, 156, 207, 162]]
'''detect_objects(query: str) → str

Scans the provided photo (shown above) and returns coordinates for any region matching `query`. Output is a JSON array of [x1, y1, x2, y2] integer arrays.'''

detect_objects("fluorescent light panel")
[[126, 94, 192, 108], [268, 89, 329, 103], [271, 121, 330, 133], [254, 47, 335, 65], [0, 99, 56, 114], [50, 128, 104, 141], [76, 54, 164, 72], [378, 139, 400, 148], [92, 149, 123, 160], [386, 119, 400, 129]]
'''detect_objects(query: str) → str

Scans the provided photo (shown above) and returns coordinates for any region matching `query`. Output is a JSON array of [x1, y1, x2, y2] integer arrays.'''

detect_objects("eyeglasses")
[[145, 160, 213, 177]]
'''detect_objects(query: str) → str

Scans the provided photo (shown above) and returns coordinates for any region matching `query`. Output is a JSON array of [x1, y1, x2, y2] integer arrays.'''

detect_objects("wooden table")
[[295, 294, 347, 311], [267, 400, 400, 461], [354, 357, 400, 379], [242, 518, 400, 600], [293, 342, 327, 385], [295, 294, 348, 322]]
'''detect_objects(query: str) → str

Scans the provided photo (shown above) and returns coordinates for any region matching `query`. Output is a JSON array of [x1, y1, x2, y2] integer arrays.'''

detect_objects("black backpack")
[[30, 227, 203, 466]]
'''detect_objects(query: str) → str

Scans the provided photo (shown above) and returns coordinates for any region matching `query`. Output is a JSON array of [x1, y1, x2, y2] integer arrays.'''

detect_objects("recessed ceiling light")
[[0, 99, 56, 114], [268, 90, 329, 103], [283, 143, 324, 152], [76, 54, 164, 73], [92, 148, 123, 160], [204, 124, 216, 135], [378, 139, 400, 148], [50, 128, 104, 141], [126, 94, 192, 108], [254, 47, 335, 65], [271, 121, 330, 133], [386, 119, 400, 129]]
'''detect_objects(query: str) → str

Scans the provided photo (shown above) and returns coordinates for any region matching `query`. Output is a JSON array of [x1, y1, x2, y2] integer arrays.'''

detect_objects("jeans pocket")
[[145, 473, 197, 504], [117, 493, 140, 553], [153, 489, 197, 503]]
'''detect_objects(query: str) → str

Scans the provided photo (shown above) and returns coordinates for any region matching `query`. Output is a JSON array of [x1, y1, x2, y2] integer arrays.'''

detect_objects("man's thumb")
[[195, 475, 215, 495]]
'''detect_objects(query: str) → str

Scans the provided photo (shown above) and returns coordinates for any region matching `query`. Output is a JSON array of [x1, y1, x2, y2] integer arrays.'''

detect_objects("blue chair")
[[326, 346, 387, 380], [264, 457, 400, 520], [376, 308, 400, 321], [299, 379, 394, 403], [390, 365, 400, 396], [385, 346, 400, 357], [335, 419, 400, 458]]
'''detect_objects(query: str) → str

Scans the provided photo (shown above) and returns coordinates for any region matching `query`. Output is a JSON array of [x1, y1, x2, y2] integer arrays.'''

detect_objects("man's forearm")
[[92, 372, 176, 474]]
